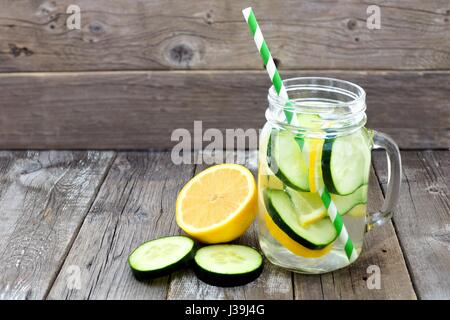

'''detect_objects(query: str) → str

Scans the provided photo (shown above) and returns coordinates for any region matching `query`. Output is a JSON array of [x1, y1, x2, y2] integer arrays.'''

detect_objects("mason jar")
[[257, 77, 402, 274]]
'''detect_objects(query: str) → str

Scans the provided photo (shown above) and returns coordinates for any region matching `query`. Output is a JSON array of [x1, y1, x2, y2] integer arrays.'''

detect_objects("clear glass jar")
[[257, 77, 402, 274]]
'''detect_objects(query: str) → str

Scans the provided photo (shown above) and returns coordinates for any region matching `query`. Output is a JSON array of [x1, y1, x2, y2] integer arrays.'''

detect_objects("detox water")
[[257, 123, 370, 274]]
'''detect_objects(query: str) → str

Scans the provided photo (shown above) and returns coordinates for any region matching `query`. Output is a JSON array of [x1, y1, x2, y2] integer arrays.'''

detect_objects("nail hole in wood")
[[205, 10, 214, 25], [9, 44, 21, 57], [273, 58, 281, 68], [264, 58, 281, 69], [22, 47, 34, 56], [89, 22, 103, 34], [347, 19, 357, 30]]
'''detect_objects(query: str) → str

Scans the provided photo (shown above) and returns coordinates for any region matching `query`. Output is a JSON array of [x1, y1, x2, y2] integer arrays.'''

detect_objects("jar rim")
[[267, 77, 366, 116]]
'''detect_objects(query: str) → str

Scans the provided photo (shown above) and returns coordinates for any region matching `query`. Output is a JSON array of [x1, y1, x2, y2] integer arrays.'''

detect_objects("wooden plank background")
[[0, 0, 449, 149], [0, 71, 448, 149], [1, 0, 450, 71]]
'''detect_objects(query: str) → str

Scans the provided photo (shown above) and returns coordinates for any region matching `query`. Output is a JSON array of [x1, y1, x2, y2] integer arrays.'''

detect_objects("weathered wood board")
[[373, 151, 450, 300], [0, 71, 448, 150], [0, 0, 449, 71], [0, 150, 446, 299], [47, 152, 195, 299], [0, 151, 114, 299]]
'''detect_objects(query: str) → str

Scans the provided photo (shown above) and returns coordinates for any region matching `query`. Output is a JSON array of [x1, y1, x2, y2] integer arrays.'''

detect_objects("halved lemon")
[[176, 164, 257, 243]]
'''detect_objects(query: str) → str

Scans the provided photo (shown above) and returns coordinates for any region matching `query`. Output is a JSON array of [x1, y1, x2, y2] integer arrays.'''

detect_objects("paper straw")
[[242, 7, 293, 124], [242, 7, 357, 262]]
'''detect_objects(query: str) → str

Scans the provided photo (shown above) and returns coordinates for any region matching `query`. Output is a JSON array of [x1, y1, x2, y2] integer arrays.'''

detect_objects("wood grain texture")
[[373, 150, 450, 300], [0, 150, 114, 299], [0, 70, 448, 150], [294, 167, 416, 300], [0, 0, 449, 71], [167, 151, 294, 300], [1, 150, 445, 299], [47, 152, 195, 300]]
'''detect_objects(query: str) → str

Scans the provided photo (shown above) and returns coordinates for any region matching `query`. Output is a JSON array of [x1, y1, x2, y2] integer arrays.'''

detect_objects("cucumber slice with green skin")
[[193, 244, 263, 287], [346, 203, 367, 218], [267, 189, 337, 249], [322, 129, 371, 195], [267, 130, 309, 191], [128, 236, 195, 281], [331, 184, 368, 214], [285, 184, 368, 226]]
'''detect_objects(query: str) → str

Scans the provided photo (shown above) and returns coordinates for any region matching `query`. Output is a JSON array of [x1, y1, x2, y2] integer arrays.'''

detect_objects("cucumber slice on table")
[[322, 130, 371, 195], [128, 236, 195, 280], [267, 130, 309, 191], [193, 244, 263, 287], [267, 189, 337, 249]]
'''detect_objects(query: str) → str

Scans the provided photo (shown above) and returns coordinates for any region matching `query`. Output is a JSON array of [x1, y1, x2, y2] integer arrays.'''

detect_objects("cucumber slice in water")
[[346, 203, 367, 218], [128, 236, 195, 280], [268, 130, 309, 191], [322, 130, 371, 195], [286, 185, 368, 226], [331, 184, 368, 214], [193, 244, 263, 287], [267, 189, 337, 249]]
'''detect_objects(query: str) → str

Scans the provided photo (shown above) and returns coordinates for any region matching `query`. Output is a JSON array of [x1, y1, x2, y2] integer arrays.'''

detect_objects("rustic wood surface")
[[48, 152, 194, 299], [0, 71, 448, 150], [0, 151, 114, 299], [1, 0, 449, 71], [0, 149, 447, 300], [373, 150, 450, 300]]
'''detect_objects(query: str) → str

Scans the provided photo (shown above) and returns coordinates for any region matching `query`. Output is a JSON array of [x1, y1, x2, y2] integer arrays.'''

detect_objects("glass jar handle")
[[367, 131, 402, 230]]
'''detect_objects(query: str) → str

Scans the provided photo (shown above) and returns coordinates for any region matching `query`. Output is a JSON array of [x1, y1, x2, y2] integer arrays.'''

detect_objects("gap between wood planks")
[[372, 151, 450, 299], [2, 70, 450, 76], [0, 151, 116, 299], [371, 151, 421, 298], [42, 153, 117, 299]]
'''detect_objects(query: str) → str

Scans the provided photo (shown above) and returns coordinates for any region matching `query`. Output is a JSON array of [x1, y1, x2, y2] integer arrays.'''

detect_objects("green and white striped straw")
[[320, 187, 358, 261], [242, 7, 357, 262], [242, 7, 293, 124]]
